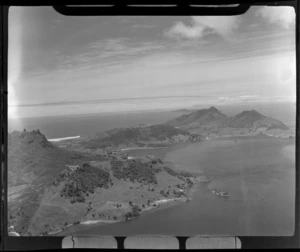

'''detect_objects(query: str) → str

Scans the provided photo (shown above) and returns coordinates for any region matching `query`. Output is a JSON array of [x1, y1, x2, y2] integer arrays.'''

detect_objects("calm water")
[[59, 137, 295, 236]]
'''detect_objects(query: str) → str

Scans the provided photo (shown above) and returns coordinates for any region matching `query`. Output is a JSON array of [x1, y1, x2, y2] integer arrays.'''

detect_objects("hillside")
[[8, 130, 92, 235], [8, 130, 199, 236], [166, 106, 227, 133], [25, 156, 196, 236], [8, 130, 77, 189], [221, 110, 289, 130], [83, 124, 201, 149], [165, 107, 289, 136]]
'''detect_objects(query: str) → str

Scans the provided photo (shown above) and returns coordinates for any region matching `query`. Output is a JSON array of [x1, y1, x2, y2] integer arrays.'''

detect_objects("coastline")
[[48, 135, 80, 142], [121, 146, 169, 151], [141, 197, 187, 213], [79, 198, 187, 226], [81, 219, 121, 225], [122, 141, 195, 160], [50, 191, 197, 236]]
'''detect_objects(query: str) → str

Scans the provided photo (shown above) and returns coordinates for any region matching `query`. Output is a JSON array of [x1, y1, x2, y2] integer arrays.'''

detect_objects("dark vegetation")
[[59, 163, 111, 203], [160, 189, 170, 197], [124, 205, 142, 221], [172, 189, 186, 198], [111, 159, 161, 184], [85, 124, 193, 149]]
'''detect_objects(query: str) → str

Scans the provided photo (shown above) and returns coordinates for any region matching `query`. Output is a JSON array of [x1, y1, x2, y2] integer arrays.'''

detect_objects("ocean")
[[8, 110, 184, 139]]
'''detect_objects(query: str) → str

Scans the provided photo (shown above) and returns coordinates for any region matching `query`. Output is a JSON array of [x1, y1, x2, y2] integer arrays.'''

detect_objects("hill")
[[221, 110, 289, 130], [8, 130, 90, 235], [83, 124, 201, 149], [165, 107, 289, 136], [166, 106, 227, 132], [8, 130, 77, 189], [8, 129, 199, 236]]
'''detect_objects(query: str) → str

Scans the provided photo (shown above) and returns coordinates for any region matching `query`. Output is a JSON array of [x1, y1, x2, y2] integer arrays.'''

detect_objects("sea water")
[[8, 110, 184, 138]]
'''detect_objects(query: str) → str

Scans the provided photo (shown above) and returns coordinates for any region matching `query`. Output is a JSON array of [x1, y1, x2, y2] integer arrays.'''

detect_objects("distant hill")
[[84, 124, 201, 149], [221, 110, 289, 130], [165, 107, 289, 135], [171, 109, 197, 114], [166, 106, 227, 130]]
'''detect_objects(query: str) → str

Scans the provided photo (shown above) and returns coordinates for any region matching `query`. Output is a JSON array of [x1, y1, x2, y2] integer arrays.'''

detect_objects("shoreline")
[[48, 135, 80, 142], [121, 146, 169, 151], [79, 198, 187, 226], [141, 197, 187, 213], [50, 195, 196, 236], [123, 141, 195, 160], [80, 219, 121, 225]]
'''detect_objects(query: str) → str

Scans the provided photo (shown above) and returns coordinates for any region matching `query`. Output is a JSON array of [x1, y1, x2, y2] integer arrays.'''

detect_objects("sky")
[[8, 5, 296, 119]]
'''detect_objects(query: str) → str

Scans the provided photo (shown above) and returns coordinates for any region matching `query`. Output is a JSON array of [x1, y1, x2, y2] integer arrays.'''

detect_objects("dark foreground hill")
[[8, 130, 76, 188], [7, 130, 89, 236], [8, 130, 197, 236]]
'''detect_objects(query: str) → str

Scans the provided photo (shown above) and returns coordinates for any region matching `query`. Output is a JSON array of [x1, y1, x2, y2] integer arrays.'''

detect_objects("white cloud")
[[166, 20, 206, 39], [165, 16, 240, 39], [256, 6, 295, 29]]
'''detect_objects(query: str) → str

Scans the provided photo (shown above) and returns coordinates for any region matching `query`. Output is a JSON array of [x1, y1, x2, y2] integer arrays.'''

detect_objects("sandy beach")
[[80, 219, 121, 225], [48, 135, 80, 142], [121, 146, 169, 151]]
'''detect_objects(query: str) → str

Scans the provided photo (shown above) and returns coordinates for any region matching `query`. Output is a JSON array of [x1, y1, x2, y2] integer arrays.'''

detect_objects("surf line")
[[48, 136, 80, 142]]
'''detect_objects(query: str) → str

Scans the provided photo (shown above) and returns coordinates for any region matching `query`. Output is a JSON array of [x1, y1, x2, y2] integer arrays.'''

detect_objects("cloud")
[[166, 20, 206, 39], [256, 6, 295, 29], [55, 38, 168, 74], [165, 16, 240, 39]]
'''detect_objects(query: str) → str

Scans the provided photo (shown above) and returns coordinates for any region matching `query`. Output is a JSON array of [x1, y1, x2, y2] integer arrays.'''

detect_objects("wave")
[[48, 136, 80, 142]]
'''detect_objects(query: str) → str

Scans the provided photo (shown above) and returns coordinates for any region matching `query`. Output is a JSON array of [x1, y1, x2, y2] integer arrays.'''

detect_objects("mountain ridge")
[[167, 106, 227, 128], [83, 124, 201, 149], [165, 107, 289, 134], [221, 110, 288, 130]]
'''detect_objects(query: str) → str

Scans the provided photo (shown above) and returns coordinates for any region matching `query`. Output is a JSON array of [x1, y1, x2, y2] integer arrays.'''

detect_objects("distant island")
[[7, 107, 294, 236], [166, 106, 292, 138]]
